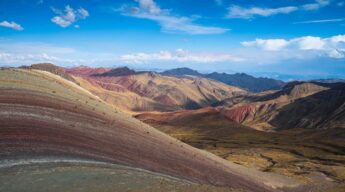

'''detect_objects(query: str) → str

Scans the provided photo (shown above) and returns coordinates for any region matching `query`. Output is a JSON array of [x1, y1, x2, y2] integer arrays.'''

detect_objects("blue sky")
[[0, 0, 345, 80]]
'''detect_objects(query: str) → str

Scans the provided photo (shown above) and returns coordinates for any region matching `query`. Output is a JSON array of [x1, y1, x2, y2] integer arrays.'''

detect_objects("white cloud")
[[330, 35, 345, 43], [294, 18, 345, 24], [328, 49, 345, 58], [0, 21, 23, 31], [227, 0, 331, 19], [302, 0, 330, 10], [242, 39, 289, 51], [120, 49, 244, 64], [226, 5, 297, 19], [241, 34, 345, 59], [294, 36, 325, 50], [51, 5, 89, 28], [0, 42, 76, 65], [135, 0, 161, 14], [78, 8, 89, 19], [0, 52, 60, 64], [118, 0, 229, 34]]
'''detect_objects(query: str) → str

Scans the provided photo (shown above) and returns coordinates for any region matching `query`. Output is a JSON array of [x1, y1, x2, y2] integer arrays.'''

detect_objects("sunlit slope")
[[0, 68, 291, 191], [74, 76, 179, 112], [68, 66, 246, 112]]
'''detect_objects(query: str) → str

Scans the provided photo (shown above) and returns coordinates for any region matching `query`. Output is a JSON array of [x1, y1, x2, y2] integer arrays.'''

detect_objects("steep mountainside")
[[0, 68, 290, 191], [211, 82, 338, 130], [161, 68, 285, 93], [67, 67, 246, 112], [270, 83, 345, 129]]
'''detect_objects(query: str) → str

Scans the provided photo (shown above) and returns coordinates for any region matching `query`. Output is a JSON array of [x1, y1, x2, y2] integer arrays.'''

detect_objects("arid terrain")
[[0, 64, 344, 192], [2, 0, 344, 191], [67, 65, 245, 112]]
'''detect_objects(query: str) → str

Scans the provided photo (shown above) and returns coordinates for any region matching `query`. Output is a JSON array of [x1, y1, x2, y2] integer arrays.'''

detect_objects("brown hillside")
[[0, 68, 295, 192], [67, 67, 246, 112]]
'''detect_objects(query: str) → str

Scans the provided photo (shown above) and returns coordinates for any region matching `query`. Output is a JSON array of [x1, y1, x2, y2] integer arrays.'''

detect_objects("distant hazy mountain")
[[311, 78, 345, 83], [205, 72, 285, 93], [162, 67, 202, 76], [93, 67, 136, 76], [162, 68, 285, 93]]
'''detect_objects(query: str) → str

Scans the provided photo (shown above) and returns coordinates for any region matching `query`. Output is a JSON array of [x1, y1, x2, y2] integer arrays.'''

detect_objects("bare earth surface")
[[0, 68, 301, 192], [137, 108, 345, 191]]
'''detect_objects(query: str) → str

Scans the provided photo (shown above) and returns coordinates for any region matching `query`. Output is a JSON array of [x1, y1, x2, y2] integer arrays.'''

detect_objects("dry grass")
[[138, 111, 345, 191]]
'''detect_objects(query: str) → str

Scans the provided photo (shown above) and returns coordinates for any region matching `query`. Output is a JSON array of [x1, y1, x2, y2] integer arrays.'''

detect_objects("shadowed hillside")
[[211, 82, 340, 130], [271, 83, 345, 129]]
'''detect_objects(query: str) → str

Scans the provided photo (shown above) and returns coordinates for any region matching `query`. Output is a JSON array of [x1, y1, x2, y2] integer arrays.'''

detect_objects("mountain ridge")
[[65, 65, 246, 112], [162, 67, 286, 93]]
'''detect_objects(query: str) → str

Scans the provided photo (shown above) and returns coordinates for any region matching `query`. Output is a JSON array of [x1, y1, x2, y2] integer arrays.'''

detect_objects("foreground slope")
[[0, 163, 242, 192], [0, 68, 295, 191]]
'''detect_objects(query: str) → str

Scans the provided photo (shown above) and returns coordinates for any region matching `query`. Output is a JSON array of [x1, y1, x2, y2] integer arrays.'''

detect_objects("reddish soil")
[[0, 88, 279, 192], [65, 66, 112, 76], [221, 105, 257, 123]]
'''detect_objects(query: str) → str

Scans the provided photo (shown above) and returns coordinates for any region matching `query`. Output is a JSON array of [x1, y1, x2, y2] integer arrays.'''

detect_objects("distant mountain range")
[[162, 67, 286, 93]]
